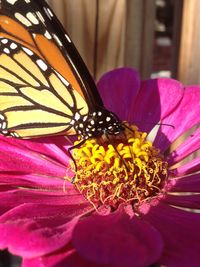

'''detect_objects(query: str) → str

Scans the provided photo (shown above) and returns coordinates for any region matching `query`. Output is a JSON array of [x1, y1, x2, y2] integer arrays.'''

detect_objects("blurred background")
[[47, 0, 199, 85], [1, 0, 200, 266]]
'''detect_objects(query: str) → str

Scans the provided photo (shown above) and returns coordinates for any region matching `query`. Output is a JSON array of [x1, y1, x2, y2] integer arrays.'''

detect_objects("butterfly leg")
[[0, 112, 20, 138], [0, 112, 9, 136]]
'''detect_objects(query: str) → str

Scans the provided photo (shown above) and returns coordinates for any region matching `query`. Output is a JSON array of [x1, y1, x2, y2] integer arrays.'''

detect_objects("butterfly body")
[[73, 108, 124, 140], [0, 0, 124, 143]]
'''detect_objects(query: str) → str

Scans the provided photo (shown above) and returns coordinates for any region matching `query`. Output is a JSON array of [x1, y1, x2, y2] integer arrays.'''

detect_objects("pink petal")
[[167, 127, 200, 165], [73, 208, 163, 267], [170, 156, 200, 177], [19, 136, 72, 166], [131, 78, 183, 132], [0, 173, 64, 191], [97, 68, 140, 121], [22, 248, 105, 267], [0, 187, 86, 215], [0, 137, 67, 178], [164, 193, 200, 210], [0, 135, 71, 167], [169, 174, 200, 192], [154, 86, 200, 152], [140, 202, 200, 267], [0, 201, 92, 258]]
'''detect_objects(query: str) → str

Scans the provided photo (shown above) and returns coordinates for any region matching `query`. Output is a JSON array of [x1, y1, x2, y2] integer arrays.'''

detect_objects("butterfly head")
[[74, 109, 124, 140]]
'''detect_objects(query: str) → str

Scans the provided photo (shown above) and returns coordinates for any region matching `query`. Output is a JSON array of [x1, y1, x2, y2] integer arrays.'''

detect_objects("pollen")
[[72, 123, 168, 210]]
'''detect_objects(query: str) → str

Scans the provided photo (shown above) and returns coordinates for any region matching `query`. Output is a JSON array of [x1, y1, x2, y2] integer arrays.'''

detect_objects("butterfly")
[[0, 0, 124, 150]]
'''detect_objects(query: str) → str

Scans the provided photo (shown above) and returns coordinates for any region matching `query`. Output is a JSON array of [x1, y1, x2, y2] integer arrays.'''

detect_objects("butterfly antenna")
[[130, 120, 175, 129], [157, 122, 175, 129]]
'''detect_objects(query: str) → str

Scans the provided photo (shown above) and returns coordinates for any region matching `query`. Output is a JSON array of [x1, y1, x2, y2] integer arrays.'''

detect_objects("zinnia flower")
[[0, 68, 200, 267]]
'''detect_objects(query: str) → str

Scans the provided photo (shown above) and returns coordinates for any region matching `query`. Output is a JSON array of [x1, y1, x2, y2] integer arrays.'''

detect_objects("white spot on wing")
[[15, 12, 32, 27], [44, 7, 52, 19], [22, 47, 34, 56], [10, 43, 17, 49], [0, 114, 5, 120], [53, 34, 63, 47], [3, 48, 10, 54], [65, 34, 71, 43], [11, 132, 19, 137], [36, 11, 45, 24], [2, 122, 6, 129], [36, 59, 48, 71], [75, 113, 80, 120], [1, 39, 8, 44], [6, 0, 18, 5], [55, 71, 69, 86], [2, 130, 8, 134], [47, 8, 53, 17], [26, 12, 39, 25], [44, 30, 52, 39]]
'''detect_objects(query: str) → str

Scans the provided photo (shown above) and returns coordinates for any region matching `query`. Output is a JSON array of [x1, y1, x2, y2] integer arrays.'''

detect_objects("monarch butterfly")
[[0, 0, 124, 148]]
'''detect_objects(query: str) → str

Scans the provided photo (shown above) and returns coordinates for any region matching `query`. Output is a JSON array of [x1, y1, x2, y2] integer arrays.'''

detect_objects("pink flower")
[[0, 68, 200, 267]]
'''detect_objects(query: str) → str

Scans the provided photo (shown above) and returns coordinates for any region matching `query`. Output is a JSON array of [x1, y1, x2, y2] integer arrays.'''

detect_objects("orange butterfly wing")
[[0, 0, 95, 138]]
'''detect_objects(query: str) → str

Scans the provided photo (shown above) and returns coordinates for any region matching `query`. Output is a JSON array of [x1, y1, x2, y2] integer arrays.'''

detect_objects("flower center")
[[72, 123, 168, 210]]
